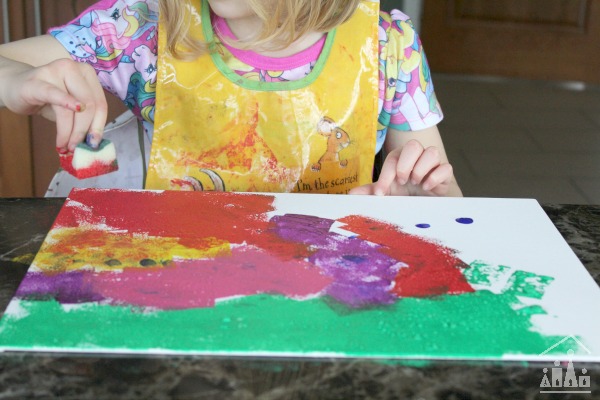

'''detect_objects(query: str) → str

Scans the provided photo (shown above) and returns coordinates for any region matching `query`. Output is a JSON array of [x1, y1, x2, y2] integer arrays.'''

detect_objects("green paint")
[[503, 271, 554, 300], [514, 304, 548, 318], [0, 289, 567, 359], [464, 261, 510, 287]]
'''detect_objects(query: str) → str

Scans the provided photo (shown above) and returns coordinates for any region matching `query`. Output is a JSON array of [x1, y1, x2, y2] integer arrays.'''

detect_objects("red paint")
[[339, 215, 474, 297], [59, 156, 118, 179], [169, 179, 200, 191], [59, 190, 269, 239], [91, 246, 332, 309], [58, 190, 314, 260], [178, 106, 279, 174]]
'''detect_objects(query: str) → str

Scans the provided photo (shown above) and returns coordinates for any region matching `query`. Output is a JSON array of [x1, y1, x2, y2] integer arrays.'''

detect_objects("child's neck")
[[225, 16, 325, 58]]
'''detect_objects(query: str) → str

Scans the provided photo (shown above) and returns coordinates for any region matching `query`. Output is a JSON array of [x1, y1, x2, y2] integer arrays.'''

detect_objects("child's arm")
[[0, 35, 107, 153], [349, 125, 463, 197]]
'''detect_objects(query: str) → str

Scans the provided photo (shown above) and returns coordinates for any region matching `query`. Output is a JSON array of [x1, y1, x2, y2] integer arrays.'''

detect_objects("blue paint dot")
[[416, 224, 431, 229], [343, 255, 365, 263], [456, 217, 474, 225]]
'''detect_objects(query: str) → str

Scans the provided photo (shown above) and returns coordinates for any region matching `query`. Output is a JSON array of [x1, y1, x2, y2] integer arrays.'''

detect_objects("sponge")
[[58, 139, 118, 179]]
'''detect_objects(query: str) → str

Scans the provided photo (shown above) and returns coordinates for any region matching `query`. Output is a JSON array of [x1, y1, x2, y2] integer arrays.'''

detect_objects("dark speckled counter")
[[0, 198, 598, 400]]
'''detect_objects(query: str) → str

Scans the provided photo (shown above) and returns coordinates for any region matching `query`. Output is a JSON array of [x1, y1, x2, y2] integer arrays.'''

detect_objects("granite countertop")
[[0, 198, 598, 400]]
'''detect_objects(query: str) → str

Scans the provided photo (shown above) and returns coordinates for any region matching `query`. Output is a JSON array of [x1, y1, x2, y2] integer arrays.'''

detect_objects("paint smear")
[[19, 246, 331, 309], [338, 215, 474, 298], [23, 190, 478, 309], [54, 190, 276, 249], [34, 227, 230, 273], [272, 214, 402, 308], [464, 261, 511, 287], [0, 291, 570, 358], [10, 254, 35, 265], [503, 271, 554, 300]]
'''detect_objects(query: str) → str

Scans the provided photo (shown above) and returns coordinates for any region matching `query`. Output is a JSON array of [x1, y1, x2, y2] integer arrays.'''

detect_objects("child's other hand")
[[2, 58, 107, 153], [349, 139, 454, 197], [350, 125, 462, 197]]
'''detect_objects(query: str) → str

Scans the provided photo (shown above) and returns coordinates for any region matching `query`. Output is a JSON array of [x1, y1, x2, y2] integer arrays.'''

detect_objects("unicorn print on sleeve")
[[49, 0, 159, 123], [376, 9, 443, 152]]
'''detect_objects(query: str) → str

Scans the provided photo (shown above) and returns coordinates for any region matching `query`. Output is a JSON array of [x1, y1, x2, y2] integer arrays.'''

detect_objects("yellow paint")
[[34, 227, 230, 273]]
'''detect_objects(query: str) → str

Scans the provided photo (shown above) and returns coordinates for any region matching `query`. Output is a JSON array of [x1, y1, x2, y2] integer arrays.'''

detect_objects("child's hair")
[[159, 0, 362, 60]]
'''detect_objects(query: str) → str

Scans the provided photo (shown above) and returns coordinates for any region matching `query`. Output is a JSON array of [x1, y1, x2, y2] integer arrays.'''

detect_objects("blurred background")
[[1, 0, 600, 203], [385, 0, 600, 204]]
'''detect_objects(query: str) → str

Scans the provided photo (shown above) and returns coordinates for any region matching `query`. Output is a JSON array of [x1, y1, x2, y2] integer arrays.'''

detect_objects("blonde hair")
[[159, 0, 362, 60]]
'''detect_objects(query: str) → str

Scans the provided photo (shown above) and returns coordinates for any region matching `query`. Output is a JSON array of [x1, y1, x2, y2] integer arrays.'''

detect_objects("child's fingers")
[[29, 82, 82, 113], [408, 146, 441, 186], [372, 149, 401, 195], [80, 65, 108, 148], [86, 99, 108, 148], [395, 140, 425, 183], [348, 183, 376, 195], [66, 105, 94, 152], [54, 106, 75, 153], [63, 65, 107, 151], [69, 110, 94, 151], [63, 80, 95, 151], [375, 140, 424, 194], [421, 163, 453, 194]]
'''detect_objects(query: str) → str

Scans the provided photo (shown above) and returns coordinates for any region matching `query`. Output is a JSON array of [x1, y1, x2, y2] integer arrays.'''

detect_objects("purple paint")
[[416, 224, 431, 229], [271, 214, 334, 246], [456, 218, 474, 224], [16, 247, 333, 310], [17, 271, 104, 303], [273, 214, 402, 308]]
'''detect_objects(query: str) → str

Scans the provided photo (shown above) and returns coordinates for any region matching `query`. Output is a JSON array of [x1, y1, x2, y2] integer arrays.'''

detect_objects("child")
[[0, 0, 462, 197]]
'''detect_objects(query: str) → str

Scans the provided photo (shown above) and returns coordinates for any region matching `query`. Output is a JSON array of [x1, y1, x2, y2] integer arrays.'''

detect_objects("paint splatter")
[[503, 271, 554, 300], [464, 261, 511, 288], [415, 224, 430, 229], [10, 254, 35, 265], [456, 217, 474, 224]]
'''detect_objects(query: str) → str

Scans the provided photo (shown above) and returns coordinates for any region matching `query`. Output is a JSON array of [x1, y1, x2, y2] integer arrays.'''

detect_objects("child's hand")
[[350, 125, 462, 197], [1, 57, 107, 153], [349, 139, 454, 196], [350, 140, 453, 196]]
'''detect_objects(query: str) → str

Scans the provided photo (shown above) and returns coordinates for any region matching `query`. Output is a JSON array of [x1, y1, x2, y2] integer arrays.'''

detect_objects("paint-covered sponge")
[[59, 139, 118, 179]]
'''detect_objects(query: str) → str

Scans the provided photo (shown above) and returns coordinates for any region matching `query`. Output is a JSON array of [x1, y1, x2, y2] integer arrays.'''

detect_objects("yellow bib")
[[147, 0, 379, 194]]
